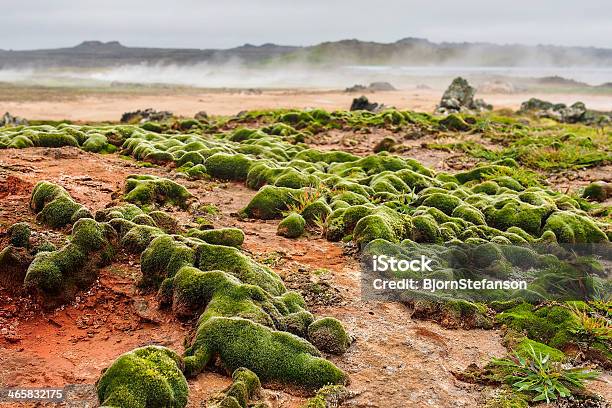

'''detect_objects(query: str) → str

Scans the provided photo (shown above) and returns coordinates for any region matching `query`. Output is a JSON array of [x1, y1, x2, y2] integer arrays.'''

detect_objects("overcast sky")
[[2, 0, 611, 50]]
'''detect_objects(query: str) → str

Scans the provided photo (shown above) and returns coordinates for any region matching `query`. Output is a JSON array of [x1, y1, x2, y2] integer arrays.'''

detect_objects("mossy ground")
[[1, 106, 610, 405]]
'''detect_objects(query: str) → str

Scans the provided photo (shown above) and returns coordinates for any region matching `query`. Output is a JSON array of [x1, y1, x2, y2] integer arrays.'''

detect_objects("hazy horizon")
[[1, 0, 611, 50]]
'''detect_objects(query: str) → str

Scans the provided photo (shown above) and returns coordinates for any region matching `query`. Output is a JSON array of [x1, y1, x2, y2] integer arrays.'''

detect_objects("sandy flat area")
[[2, 88, 611, 121]]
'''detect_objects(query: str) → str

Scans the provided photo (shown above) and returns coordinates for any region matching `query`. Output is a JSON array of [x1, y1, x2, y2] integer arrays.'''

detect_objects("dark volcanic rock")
[[120, 108, 173, 124], [1, 112, 28, 127], [518, 98, 611, 124], [434, 77, 492, 115], [345, 82, 396, 93], [350, 96, 383, 112], [194, 111, 209, 121]]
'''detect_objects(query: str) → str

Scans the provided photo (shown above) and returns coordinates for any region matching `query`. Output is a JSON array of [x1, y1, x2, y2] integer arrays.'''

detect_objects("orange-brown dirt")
[[0, 144, 610, 407], [3, 88, 612, 121]]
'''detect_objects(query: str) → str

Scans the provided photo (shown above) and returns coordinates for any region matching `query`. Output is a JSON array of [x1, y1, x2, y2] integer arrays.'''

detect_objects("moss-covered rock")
[[140, 235, 195, 289], [496, 303, 578, 349], [277, 213, 306, 238], [30, 181, 90, 228], [96, 345, 188, 408], [196, 242, 286, 296], [24, 219, 117, 306], [124, 175, 192, 209], [301, 199, 332, 226], [184, 317, 347, 389], [307, 317, 351, 355], [439, 114, 471, 131], [543, 211, 608, 243], [8, 222, 30, 247], [209, 368, 261, 408], [121, 224, 165, 254], [187, 228, 245, 247], [240, 186, 302, 220], [205, 153, 253, 181], [582, 181, 611, 202]]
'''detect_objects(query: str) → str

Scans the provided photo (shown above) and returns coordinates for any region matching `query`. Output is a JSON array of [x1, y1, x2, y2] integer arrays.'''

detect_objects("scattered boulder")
[[277, 212, 306, 238], [307, 317, 351, 355], [1, 112, 28, 127], [345, 82, 396, 93], [435, 77, 492, 115], [373, 136, 397, 153], [194, 110, 209, 121], [345, 84, 367, 93], [478, 80, 517, 94], [518, 98, 611, 124], [8, 222, 30, 247], [350, 96, 384, 112], [120, 108, 173, 124], [583, 181, 612, 202]]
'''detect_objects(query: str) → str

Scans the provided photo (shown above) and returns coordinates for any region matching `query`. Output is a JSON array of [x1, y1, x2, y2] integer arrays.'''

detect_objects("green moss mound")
[[241, 186, 302, 220], [30, 181, 91, 228], [196, 242, 286, 296], [140, 235, 195, 289], [209, 368, 261, 408], [124, 175, 192, 209], [307, 317, 351, 355], [8, 222, 30, 247], [184, 317, 347, 389], [205, 153, 253, 181], [96, 345, 188, 408], [277, 213, 306, 238], [187, 228, 245, 247], [496, 304, 578, 349], [24, 218, 116, 306]]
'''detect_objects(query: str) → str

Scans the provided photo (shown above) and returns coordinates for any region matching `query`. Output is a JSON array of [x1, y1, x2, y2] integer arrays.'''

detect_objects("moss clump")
[[496, 304, 578, 349], [140, 235, 195, 289], [421, 193, 463, 215], [452, 204, 486, 225], [241, 186, 301, 220], [24, 219, 117, 306], [354, 206, 412, 246], [187, 228, 245, 247], [277, 213, 306, 238], [301, 199, 332, 226], [307, 317, 351, 355], [30, 181, 89, 228], [196, 242, 286, 296], [96, 345, 188, 408], [302, 385, 351, 408], [543, 211, 608, 243], [8, 222, 30, 247], [121, 224, 165, 254], [504, 332, 566, 362], [205, 153, 253, 181], [210, 368, 261, 408], [124, 175, 192, 209], [166, 267, 283, 322], [184, 317, 347, 389], [439, 114, 471, 131], [582, 181, 610, 202]]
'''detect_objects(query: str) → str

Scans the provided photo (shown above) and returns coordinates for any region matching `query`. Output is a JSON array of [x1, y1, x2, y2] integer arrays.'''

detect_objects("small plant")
[[568, 304, 612, 345], [286, 188, 324, 215], [491, 345, 599, 403]]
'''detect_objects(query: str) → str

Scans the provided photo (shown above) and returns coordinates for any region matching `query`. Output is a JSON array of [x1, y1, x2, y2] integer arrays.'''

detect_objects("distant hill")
[[1, 38, 611, 68]]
